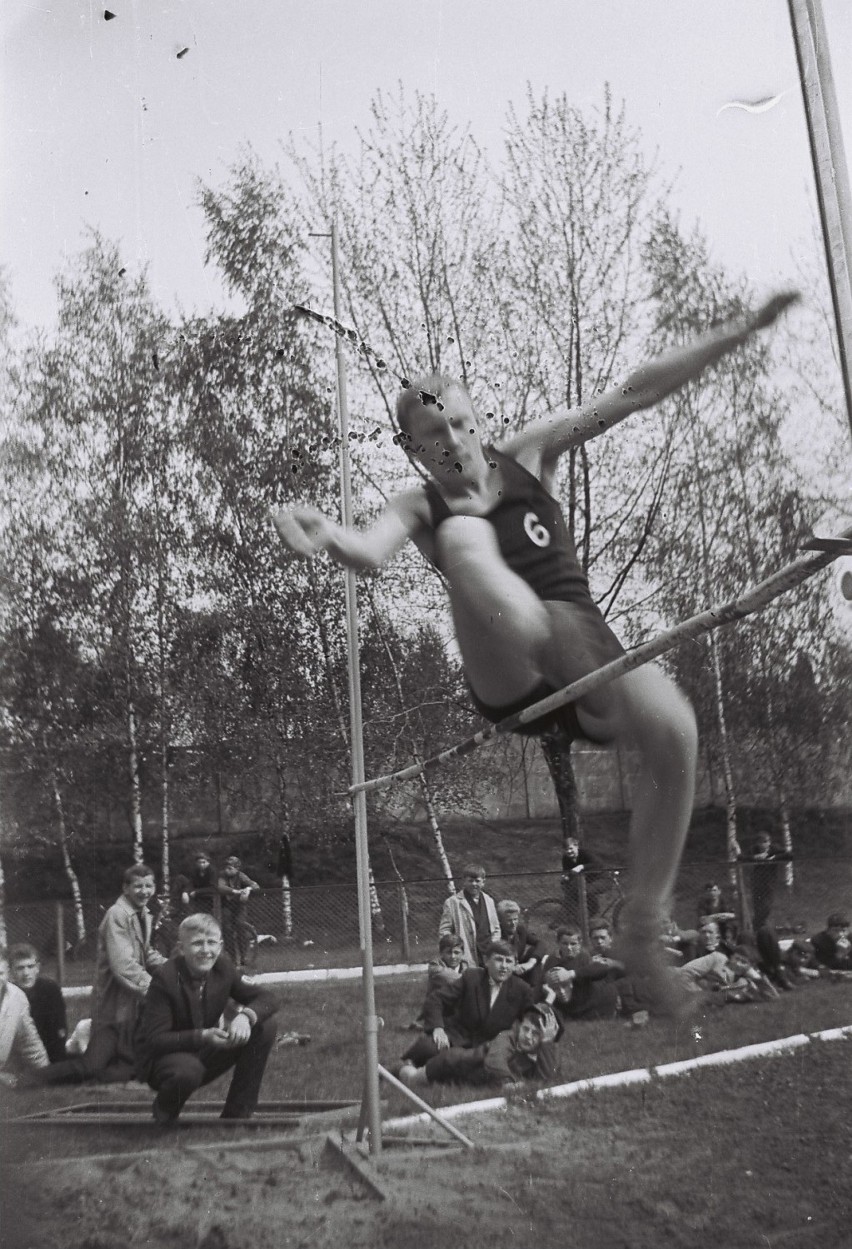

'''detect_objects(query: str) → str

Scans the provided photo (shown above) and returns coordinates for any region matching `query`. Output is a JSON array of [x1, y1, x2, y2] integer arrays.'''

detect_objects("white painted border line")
[[382, 1025, 852, 1131], [60, 962, 428, 999]]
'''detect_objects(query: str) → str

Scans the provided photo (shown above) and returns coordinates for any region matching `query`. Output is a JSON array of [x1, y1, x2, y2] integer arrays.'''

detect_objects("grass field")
[[3, 974, 852, 1248]]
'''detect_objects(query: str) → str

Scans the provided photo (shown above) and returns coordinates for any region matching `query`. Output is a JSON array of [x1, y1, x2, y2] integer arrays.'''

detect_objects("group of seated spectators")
[[1, 846, 850, 1112], [396, 858, 852, 1093], [0, 860, 278, 1124]]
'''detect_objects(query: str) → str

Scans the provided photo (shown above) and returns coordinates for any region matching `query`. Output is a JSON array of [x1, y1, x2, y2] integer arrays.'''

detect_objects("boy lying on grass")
[[678, 945, 779, 1004], [399, 1002, 560, 1089]]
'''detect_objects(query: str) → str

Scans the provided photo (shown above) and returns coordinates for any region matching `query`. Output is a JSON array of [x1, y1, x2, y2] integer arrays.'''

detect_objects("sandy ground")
[[3, 1038, 848, 1249]]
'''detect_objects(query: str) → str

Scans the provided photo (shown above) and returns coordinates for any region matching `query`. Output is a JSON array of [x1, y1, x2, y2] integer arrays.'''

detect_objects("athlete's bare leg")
[[574, 663, 698, 1009], [438, 519, 697, 1006], [436, 516, 552, 705]]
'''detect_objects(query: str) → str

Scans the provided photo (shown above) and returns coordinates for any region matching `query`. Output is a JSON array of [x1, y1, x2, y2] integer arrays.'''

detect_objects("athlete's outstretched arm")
[[508, 290, 799, 473], [270, 491, 423, 572]]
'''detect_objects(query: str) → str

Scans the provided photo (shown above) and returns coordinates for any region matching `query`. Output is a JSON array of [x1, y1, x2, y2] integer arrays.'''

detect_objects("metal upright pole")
[[788, 0, 852, 440], [331, 220, 383, 1156]]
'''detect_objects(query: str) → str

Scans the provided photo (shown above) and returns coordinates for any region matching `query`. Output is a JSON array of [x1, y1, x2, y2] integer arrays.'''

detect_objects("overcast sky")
[[2, 0, 850, 330]]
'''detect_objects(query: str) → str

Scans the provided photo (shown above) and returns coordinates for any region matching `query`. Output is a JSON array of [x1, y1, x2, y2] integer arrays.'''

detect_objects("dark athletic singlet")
[[424, 446, 624, 743], [425, 446, 593, 605]]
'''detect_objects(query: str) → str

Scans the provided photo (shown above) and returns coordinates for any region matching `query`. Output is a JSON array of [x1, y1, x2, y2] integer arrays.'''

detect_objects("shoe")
[[152, 1097, 179, 1126], [397, 1063, 427, 1089]]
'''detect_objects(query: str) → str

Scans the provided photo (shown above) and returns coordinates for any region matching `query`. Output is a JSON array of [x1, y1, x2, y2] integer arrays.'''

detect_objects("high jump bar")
[[350, 530, 851, 798]]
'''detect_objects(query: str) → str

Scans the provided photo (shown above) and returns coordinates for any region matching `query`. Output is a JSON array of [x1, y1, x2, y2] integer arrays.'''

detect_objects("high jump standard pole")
[[788, 0, 852, 438], [330, 219, 383, 1155]]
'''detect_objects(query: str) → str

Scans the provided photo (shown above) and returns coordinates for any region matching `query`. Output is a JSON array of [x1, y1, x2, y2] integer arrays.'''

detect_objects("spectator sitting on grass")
[[784, 937, 821, 982], [658, 915, 699, 965], [400, 940, 534, 1072], [135, 912, 278, 1124], [400, 1002, 560, 1089], [678, 944, 778, 1004], [497, 899, 543, 981], [588, 919, 626, 975], [588, 920, 653, 1028], [811, 913, 852, 974], [0, 947, 49, 1088], [535, 925, 619, 1022], [408, 934, 468, 1030], [754, 925, 798, 991], [696, 882, 738, 945], [438, 864, 501, 968], [695, 919, 735, 960], [8, 942, 67, 1063]]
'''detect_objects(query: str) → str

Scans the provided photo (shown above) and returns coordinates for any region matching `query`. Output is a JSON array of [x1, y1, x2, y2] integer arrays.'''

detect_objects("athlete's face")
[[404, 389, 484, 483]]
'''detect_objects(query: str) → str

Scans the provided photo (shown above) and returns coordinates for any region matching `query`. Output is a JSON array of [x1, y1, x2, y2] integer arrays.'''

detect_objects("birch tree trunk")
[[0, 845, 7, 948], [280, 875, 293, 939], [126, 691, 145, 864], [50, 770, 86, 945]]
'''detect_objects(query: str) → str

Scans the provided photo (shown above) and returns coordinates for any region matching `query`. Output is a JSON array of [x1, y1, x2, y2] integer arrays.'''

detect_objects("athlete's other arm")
[[507, 290, 799, 479], [270, 490, 425, 572]]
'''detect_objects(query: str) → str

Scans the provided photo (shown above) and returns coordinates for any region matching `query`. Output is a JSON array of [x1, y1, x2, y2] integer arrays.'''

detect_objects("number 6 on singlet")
[[523, 511, 551, 548]]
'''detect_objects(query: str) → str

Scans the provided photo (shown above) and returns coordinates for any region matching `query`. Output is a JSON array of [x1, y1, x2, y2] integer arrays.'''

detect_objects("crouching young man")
[[135, 914, 278, 1123]]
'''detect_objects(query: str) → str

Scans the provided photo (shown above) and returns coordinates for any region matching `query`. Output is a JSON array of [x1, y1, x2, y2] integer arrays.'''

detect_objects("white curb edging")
[[383, 1024, 852, 1131], [60, 961, 428, 999]]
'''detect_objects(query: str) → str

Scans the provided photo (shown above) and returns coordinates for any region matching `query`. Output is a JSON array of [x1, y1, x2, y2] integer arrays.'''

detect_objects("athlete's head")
[[395, 375, 484, 482]]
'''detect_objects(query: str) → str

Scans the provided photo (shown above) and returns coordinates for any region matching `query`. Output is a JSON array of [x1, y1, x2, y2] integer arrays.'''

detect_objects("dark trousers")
[[402, 1033, 443, 1067], [424, 1045, 490, 1086], [221, 910, 254, 966], [147, 1015, 277, 1117], [41, 1019, 137, 1085]]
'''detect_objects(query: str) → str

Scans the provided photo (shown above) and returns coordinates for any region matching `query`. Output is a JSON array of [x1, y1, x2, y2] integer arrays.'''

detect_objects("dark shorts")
[[469, 596, 626, 744]]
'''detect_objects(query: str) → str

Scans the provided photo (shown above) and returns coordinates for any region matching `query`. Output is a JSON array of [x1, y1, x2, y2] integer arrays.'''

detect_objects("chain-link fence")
[[4, 857, 850, 987]]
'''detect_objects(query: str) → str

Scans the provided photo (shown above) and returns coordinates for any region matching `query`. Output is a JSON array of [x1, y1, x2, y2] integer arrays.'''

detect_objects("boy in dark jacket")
[[9, 943, 67, 1063], [136, 913, 278, 1123]]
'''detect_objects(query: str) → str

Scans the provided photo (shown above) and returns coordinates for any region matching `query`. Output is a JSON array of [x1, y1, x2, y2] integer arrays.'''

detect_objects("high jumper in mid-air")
[[273, 290, 798, 1001]]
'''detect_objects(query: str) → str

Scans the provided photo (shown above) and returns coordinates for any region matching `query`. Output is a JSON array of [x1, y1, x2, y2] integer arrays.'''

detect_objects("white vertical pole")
[[331, 219, 383, 1155], [788, 0, 852, 438]]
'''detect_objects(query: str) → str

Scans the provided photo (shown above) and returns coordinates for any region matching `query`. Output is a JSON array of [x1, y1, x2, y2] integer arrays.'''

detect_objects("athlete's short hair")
[[395, 373, 472, 439]]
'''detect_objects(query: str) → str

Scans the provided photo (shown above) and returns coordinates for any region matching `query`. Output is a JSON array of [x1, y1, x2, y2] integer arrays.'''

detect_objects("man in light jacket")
[[438, 863, 501, 968], [43, 864, 166, 1084]]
